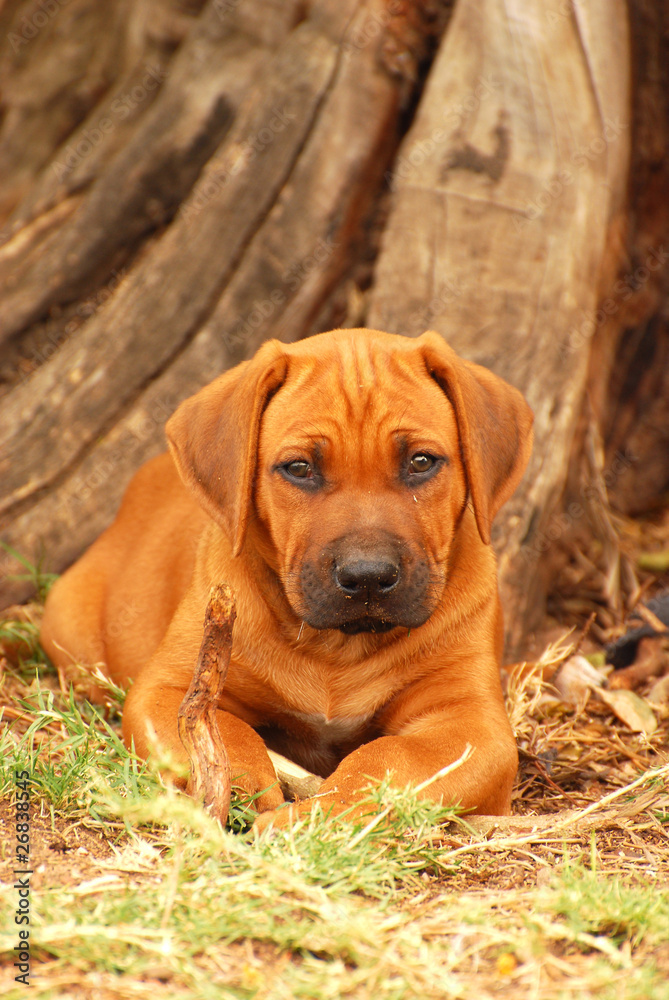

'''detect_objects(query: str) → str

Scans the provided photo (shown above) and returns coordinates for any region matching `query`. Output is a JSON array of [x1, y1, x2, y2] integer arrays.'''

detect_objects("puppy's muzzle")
[[299, 531, 435, 634]]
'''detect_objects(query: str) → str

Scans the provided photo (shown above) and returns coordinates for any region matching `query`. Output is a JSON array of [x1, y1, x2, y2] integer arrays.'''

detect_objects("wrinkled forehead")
[[260, 339, 458, 454]]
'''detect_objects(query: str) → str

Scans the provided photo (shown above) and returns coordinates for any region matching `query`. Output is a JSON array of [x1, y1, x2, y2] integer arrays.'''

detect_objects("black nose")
[[334, 557, 400, 598]]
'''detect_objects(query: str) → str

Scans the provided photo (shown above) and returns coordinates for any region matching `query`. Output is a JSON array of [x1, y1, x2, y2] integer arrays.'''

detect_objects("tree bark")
[[366, 0, 631, 654], [0, 0, 667, 661]]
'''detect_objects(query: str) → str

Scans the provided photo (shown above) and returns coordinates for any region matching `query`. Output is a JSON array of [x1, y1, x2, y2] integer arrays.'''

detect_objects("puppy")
[[41, 328, 533, 825]]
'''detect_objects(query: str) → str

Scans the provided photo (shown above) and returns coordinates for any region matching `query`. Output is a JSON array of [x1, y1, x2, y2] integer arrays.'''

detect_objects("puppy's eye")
[[409, 453, 436, 474], [285, 460, 313, 479]]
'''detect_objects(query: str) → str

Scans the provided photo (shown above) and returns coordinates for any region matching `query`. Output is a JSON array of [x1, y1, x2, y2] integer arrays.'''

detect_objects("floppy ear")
[[166, 340, 288, 556], [417, 330, 534, 545]]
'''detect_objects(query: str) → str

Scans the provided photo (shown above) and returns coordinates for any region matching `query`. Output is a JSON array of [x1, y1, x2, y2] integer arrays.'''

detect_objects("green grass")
[[0, 541, 58, 604], [0, 616, 43, 667], [556, 857, 669, 951], [1, 675, 667, 1000]]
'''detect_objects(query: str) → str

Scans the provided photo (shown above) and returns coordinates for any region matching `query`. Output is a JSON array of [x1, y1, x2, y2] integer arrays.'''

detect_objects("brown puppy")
[[41, 329, 533, 826]]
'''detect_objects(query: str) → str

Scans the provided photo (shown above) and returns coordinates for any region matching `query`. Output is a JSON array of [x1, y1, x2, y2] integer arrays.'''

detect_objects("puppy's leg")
[[122, 678, 284, 812], [40, 553, 110, 702], [319, 705, 518, 815], [255, 698, 517, 831]]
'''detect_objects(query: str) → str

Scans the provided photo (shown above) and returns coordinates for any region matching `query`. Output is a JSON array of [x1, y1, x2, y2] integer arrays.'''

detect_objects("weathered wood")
[[0, 327, 228, 600], [2, 0, 668, 666], [0, 6, 333, 506], [526, 0, 669, 627], [366, 0, 631, 655], [177, 582, 322, 820], [596, 0, 669, 519], [178, 583, 236, 825], [0, 0, 298, 342], [267, 750, 324, 801], [0, 0, 446, 606], [0, 0, 143, 223]]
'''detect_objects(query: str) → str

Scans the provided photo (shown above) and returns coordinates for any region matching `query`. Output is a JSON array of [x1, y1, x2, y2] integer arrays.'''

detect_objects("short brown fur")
[[41, 329, 533, 826]]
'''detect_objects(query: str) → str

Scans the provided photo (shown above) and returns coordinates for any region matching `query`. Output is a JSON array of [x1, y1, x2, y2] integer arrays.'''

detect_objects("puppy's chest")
[[257, 709, 379, 778]]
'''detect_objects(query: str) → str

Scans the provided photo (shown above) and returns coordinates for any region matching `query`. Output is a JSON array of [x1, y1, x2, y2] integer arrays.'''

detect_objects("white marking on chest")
[[286, 708, 373, 749]]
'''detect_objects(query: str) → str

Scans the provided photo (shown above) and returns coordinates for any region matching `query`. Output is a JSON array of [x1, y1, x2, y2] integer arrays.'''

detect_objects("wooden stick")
[[177, 583, 324, 821], [268, 749, 324, 800], [178, 584, 236, 826]]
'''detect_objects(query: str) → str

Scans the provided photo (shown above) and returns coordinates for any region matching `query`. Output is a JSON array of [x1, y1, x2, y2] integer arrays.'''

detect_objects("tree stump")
[[1, 0, 668, 658], [366, 0, 631, 653]]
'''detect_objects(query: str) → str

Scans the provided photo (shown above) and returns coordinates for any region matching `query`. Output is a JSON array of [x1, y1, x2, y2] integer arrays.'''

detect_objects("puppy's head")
[[167, 329, 533, 634]]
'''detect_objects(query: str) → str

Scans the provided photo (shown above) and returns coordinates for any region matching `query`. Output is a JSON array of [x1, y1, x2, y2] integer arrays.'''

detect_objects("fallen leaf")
[[648, 675, 669, 707], [553, 655, 605, 704], [596, 688, 658, 734], [637, 550, 669, 573], [497, 953, 518, 976]]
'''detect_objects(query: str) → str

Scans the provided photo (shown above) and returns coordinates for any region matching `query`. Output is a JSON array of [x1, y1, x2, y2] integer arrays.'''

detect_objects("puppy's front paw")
[[252, 791, 378, 833], [252, 801, 301, 833], [227, 748, 285, 813]]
